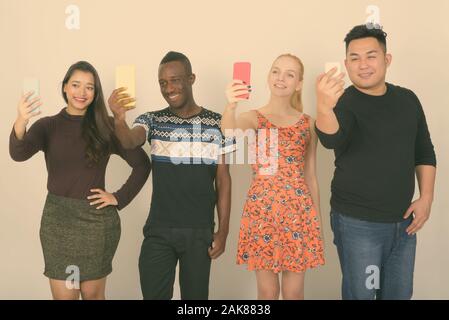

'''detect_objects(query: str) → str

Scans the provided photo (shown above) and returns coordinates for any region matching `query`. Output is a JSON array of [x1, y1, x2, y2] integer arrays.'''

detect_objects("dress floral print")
[[237, 111, 325, 273]]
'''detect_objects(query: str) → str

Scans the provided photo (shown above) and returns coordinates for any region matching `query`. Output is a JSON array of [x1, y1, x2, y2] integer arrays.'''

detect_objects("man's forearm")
[[416, 165, 436, 201], [216, 175, 231, 235], [114, 119, 138, 149], [316, 109, 340, 135]]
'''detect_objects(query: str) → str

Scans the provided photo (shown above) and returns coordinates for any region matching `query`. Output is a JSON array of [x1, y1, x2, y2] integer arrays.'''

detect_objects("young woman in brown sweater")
[[9, 61, 151, 300]]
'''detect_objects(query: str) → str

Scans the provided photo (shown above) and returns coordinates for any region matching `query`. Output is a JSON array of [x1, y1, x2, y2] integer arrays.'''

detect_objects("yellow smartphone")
[[115, 65, 136, 108]]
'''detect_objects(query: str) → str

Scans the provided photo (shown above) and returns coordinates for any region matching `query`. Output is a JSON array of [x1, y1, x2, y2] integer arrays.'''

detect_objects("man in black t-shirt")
[[315, 25, 436, 300], [108, 52, 234, 300]]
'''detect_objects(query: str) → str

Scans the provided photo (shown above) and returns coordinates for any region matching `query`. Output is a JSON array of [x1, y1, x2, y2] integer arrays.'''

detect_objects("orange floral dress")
[[236, 111, 325, 273]]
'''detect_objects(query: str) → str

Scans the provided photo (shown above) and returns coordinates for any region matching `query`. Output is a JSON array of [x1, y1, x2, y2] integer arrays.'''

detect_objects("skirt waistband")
[[45, 193, 109, 212]]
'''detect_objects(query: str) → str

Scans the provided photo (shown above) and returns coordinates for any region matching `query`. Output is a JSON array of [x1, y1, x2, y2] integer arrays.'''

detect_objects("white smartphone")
[[23, 78, 40, 112], [325, 62, 342, 75]]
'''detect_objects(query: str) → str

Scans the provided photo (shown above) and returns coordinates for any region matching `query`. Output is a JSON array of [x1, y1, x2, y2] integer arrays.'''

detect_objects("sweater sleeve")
[[111, 137, 151, 210], [9, 119, 47, 162], [315, 101, 356, 150], [412, 93, 436, 167]]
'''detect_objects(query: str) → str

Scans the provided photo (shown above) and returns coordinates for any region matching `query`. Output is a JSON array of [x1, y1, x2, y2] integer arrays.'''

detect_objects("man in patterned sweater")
[[108, 51, 234, 300]]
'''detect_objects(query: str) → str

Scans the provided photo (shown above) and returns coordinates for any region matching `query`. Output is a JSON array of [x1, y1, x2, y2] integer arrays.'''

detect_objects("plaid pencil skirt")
[[39, 193, 121, 281]]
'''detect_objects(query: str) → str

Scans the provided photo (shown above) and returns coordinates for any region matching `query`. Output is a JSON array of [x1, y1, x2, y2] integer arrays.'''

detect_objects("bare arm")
[[221, 80, 257, 137], [416, 165, 436, 201], [315, 69, 345, 134], [403, 165, 436, 235], [304, 118, 324, 240], [222, 109, 258, 133], [316, 110, 339, 135], [113, 120, 146, 149], [14, 118, 29, 141], [208, 158, 232, 259]]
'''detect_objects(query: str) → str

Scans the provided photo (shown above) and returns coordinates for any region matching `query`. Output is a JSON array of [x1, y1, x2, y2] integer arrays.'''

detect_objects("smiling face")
[[158, 61, 195, 109], [345, 37, 392, 94], [63, 70, 95, 115], [268, 55, 303, 98]]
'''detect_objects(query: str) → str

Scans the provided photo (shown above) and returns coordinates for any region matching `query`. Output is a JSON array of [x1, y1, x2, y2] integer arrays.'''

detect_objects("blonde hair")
[[275, 53, 304, 112]]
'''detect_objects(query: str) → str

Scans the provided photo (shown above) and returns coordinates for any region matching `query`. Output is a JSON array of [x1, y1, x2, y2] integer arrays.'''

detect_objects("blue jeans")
[[330, 209, 417, 300]]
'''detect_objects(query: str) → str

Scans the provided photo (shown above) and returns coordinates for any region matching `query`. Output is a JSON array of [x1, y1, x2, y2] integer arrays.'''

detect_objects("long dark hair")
[[61, 61, 114, 164]]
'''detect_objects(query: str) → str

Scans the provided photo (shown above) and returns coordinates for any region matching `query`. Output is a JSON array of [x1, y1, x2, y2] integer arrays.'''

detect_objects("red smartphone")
[[233, 62, 251, 99]]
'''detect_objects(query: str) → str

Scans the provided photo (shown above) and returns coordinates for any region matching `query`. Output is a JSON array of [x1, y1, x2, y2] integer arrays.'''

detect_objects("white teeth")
[[169, 94, 179, 99], [359, 73, 372, 78]]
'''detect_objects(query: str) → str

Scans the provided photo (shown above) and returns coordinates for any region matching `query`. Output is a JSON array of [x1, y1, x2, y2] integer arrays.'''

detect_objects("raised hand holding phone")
[[316, 64, 346, 113], [19, 77, 42, 121], [14, 89, 43, 140], [108, 65, 137, 121], [17, 91, 42, 121], [115, 65, 136, 108], [225, 62, 252, 109], [233, 62, 251, 98], [23, 78, 41, 113]]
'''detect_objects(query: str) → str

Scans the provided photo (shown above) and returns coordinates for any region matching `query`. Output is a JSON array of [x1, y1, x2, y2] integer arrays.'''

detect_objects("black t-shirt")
[[133, 107, 235, 231], [316, 83, 436, 223]]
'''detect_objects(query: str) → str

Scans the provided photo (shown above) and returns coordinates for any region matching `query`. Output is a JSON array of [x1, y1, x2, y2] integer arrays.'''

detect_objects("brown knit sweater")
[[9, 108, 151, 210]]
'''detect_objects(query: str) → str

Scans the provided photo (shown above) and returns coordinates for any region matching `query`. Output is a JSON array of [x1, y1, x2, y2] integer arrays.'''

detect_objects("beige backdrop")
[[1, 0, 448, 299]]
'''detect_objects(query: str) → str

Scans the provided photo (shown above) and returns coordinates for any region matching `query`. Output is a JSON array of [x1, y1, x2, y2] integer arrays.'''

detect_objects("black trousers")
[[139, 227, 213, 300]]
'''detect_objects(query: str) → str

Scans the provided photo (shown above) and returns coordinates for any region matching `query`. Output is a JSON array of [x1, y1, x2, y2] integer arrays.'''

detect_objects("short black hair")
[[160, 51, 192, 75], [344, 24, 388, 52]]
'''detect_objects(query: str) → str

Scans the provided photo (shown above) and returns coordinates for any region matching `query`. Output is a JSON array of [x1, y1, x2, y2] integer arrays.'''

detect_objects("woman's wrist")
[[15, 116, 28, 127], [225, 103, 238, 112], [13, 117, 28, 139]]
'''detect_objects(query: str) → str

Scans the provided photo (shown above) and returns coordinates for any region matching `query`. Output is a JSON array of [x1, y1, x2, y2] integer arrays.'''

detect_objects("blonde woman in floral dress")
[[221, 54, 324, 300]]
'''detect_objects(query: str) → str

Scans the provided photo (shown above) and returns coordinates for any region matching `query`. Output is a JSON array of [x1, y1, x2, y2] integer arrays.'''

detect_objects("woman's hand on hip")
[[87, 189, 118, 210]]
